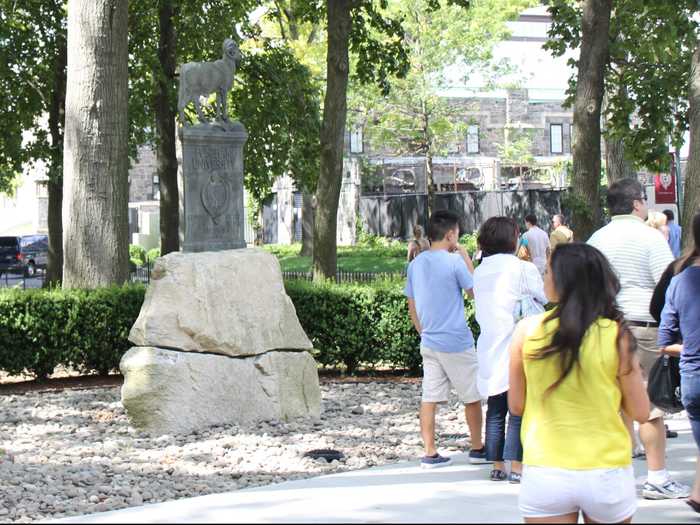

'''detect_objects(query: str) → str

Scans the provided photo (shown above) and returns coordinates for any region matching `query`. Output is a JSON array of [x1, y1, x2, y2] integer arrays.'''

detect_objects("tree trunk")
[[300, 191, 315, 256], [62, 0, 130, 288], [155, 0, 180, 255], [312, 0, 352, 282], [605, 134, 635, 184], [683, 40, 700, 249], [570, 0, 611, 241], [422, 102, 434, 217], [45, 29, 67, 287], [425, 150, 434, 218]]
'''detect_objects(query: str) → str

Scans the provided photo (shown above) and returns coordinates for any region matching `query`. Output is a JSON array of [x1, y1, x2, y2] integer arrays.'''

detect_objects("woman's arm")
[[661, 344, 683, 357], [649, 262, 674, 323], [508, 320, 528, 416], [407, 241, 418, 263], [618, 326, 650, 424]]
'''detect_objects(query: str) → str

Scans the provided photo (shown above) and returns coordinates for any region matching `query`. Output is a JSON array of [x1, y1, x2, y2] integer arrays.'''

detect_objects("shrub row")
[[0, 281, 479, 378], [0, 286, 144, 379]]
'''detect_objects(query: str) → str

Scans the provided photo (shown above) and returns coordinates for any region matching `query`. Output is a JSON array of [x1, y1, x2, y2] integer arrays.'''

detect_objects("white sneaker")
[[642, 479, 691, 500]]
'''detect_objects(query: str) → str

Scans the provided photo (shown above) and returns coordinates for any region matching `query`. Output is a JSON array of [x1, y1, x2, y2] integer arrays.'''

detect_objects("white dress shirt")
[[473, 253, 547, 397]]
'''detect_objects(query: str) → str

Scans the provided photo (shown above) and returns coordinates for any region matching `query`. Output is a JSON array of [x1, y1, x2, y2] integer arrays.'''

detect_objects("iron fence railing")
[[282, 270, 405, 284]]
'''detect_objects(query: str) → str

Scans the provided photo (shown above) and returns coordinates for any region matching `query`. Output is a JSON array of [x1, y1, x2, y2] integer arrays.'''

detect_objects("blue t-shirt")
[[404, 250, 475, 353], [658, 266, 700, 374]]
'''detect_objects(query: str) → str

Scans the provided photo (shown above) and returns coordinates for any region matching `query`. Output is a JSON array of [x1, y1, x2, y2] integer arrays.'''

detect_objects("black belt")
[[628, 320, 659, 328]]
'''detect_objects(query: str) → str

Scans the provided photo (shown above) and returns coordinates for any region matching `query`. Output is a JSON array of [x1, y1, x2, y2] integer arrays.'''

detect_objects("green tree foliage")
[[0, 1, 65, 192], [349, 0, 534, 214], [546, 0, 698, 171], [232, 42, 321, 209]]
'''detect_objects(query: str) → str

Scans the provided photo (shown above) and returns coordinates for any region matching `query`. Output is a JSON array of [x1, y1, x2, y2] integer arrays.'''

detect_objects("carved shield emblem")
[[201, 175, 229, 224]]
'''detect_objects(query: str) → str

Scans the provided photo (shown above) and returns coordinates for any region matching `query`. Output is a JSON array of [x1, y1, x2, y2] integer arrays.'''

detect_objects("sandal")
[[490, 469, 507, 481], [508, 471, 521, 484]]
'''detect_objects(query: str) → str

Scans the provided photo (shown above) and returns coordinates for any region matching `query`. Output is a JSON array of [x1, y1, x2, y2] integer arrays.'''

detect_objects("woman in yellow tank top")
[[508, 243, 650, 523]]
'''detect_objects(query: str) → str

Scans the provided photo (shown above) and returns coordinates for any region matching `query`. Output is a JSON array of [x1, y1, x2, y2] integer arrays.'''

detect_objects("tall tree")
[[548, 1, 697, 183], [307, 0, 470, 281], [352, 0, 534, 217], [153, 0, 180, 255], [231, 43, 321, 230], [313, 0, 352, 281], [264, 0, 325, 256], [0, 1, 66, 285], [569, 0, 610, 241], [62, 0, 129, 287], [684, 40, 700, 248], [603, 87, 635, 184]]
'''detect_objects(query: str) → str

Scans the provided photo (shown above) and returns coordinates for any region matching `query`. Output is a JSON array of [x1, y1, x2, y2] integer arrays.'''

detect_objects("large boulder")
[[120, 347, 321, 435], [129, 249, 312, 357]]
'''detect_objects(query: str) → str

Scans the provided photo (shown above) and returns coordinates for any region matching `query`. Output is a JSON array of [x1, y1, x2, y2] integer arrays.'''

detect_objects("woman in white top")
[[473, 217, 547, 483]]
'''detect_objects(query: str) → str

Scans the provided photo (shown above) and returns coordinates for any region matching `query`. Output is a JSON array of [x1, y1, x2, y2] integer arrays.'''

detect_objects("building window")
[[466, 124, 480, 154], [350, 128, 363, 154], [152, 175, 160, 201], [550, 123, 563, 154]]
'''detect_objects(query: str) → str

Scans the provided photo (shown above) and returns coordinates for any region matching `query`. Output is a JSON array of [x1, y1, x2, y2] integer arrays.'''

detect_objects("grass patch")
[[265, 243, 408, 274]]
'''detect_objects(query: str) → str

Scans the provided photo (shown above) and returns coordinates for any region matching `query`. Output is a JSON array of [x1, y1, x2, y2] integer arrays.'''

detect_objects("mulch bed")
[[0, 369, 420, 395]]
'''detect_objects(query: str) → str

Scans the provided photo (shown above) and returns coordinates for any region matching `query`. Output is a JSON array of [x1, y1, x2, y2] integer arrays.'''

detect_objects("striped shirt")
[[588, 215, 674, 323]]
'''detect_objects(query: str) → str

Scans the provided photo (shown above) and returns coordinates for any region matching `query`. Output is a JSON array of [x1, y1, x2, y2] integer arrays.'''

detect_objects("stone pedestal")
[[179, 122, 247, 252]]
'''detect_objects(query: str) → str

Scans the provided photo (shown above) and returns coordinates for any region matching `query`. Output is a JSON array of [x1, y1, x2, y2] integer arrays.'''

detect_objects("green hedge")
[[0, 286, 144, 379], [0, 281, 479, 378]]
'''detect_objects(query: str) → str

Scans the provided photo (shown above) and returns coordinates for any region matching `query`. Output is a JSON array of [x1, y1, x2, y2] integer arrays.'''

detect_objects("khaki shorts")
[[630, 325, 665, 420], [420, 346, 481, 404]]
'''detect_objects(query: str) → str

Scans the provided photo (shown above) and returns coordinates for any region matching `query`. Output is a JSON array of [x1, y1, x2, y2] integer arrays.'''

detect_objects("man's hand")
[[408, 298, 422, 335]]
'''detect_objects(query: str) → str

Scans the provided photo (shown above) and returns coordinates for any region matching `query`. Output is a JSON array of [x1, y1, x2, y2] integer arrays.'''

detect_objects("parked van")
[[0, 235, 49, 277]]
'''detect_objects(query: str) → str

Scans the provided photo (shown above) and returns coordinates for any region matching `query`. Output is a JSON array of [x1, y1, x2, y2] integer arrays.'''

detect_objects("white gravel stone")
[[0, 379, 475, 523]]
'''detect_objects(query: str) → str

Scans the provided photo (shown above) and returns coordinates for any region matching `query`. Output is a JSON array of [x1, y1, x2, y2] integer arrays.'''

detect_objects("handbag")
[[513, 262, 545, 323], [647, 354, 683, 413]]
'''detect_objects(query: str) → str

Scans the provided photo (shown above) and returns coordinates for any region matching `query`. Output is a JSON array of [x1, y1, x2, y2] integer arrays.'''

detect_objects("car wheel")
[[25, 262, 36, 277]]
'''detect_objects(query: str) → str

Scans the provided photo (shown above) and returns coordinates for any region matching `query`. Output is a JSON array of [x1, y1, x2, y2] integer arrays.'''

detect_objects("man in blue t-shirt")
[[405, 209, 485, 469]]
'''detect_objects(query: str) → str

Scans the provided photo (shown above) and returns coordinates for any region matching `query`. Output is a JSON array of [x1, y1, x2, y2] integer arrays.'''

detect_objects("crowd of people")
[[404, 178, 700, 522]]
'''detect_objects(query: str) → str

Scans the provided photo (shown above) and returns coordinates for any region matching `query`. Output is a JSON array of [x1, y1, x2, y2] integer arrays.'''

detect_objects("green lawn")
[[265, 243, 408, 274], [277, 254, 407, 273]]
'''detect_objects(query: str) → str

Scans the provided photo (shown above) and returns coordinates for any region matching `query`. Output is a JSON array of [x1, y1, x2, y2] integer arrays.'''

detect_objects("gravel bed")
[[0, 381, 473, 522]]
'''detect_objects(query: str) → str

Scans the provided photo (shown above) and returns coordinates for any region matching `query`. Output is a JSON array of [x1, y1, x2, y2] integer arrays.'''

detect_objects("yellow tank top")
[[521, 313, 631, 469]]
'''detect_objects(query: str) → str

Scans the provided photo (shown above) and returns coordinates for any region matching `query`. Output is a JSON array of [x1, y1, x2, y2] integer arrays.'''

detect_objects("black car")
[[0, 235, 49, 277]]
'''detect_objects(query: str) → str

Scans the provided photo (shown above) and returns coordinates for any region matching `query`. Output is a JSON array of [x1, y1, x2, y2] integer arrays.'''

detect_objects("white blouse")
[[473, 253, 547, 397]]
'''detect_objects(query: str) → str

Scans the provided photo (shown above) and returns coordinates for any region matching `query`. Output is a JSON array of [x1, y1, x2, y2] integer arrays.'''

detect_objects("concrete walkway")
[[54, 418, 700, 523]]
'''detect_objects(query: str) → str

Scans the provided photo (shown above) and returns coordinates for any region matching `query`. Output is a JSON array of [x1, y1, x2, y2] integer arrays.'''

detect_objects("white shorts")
[[420, 346, 481, 404], [519, 465, 637, 523]]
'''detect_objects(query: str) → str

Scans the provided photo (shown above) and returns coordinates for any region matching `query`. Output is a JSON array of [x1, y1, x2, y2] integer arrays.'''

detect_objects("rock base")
[[120, 347, 320, 435]]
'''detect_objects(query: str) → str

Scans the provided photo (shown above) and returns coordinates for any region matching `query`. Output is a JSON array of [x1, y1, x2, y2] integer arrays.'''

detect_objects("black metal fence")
[[0, 270, 46, 289], [282, 270, 405, 283], [130, 263, 152, 284], [360, 189, 564, 239]]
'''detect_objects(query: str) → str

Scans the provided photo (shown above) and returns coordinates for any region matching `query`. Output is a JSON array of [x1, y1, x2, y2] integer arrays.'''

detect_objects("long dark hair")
[[531, 243, 635, 393], [674, 210, 700, 274]]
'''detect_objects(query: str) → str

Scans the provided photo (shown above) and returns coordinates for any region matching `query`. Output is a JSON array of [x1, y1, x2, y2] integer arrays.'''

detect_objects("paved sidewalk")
[[55, 418, 699, 523]]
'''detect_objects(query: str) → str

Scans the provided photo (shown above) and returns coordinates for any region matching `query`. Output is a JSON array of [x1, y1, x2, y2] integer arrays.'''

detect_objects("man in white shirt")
[[523, 214, 549, 275], [588, 178, 688, 500]]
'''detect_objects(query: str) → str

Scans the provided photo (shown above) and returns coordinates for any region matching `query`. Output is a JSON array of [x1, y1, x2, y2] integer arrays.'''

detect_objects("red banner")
[[654, 172, 676, 204]]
